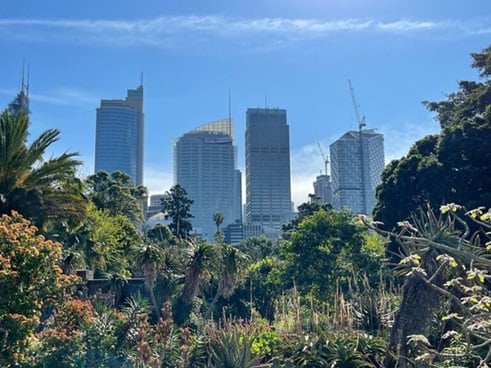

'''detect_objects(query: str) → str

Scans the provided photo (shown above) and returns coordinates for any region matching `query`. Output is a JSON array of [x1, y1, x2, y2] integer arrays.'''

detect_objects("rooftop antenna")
[[140, 72, 144, 86], [21, 58, 25, 93], [265, 95, 268, 108], [20, 58, 30, 96], [228, 88, 231, 124], [26, 63, 30, 97]]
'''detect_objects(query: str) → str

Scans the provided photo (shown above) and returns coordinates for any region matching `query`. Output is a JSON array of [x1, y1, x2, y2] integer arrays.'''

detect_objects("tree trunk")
[[385, 253, 442, 367]]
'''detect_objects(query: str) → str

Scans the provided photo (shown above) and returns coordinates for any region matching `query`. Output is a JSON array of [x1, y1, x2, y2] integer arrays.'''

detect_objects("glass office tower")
[[245, 108, 292, 238], [330, 129, 384, 214], [174, 119, 241, 241], [95, 85, 144, 186]]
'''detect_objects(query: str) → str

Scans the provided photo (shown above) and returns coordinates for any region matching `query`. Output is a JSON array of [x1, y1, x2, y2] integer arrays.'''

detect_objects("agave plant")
[[206, 321, 263, 368]]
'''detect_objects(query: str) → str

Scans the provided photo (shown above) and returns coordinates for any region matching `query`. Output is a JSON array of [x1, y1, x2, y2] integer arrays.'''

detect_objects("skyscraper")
[[95, 85, 144, 186], [8, 69, 30, 118], [174, 119, 241, 241], [313, 174, 332, 205], [330, 129, 384, 214], [245, 108, 292, 237]]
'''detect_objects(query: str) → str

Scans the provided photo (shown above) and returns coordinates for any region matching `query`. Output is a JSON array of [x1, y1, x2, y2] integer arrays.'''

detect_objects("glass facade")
[[245, 108, 292, 237], [94, 85, 144, 186], [313, 174, 332, 205], [174, 119, 241, 241], [330, 129, 384, 214]]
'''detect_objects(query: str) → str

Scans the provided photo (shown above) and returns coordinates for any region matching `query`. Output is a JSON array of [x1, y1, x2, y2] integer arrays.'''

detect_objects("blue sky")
[[1, 0, 490, 208]]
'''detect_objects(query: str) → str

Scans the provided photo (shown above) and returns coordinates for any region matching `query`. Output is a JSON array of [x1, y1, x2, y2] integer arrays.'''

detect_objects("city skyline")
[[1, 0, 490, 208]]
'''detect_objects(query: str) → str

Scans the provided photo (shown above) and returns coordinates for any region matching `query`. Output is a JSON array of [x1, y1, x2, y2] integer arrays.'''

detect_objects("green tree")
[[146, 223, 175, 243], [80, 203, 142, 277], [0, 110, 86, 229], [135, 243, 166, 319], [173, 239, 214, 325], [280, 208, 373, 300], [85, 170, 147, 224], [213, 211, 225, 234], [236, 236, 276, 262], [374, 45, 491, 232], [206, 244, 245, 319], [0, 212, 78, 366], [161, 184, 194, 239]]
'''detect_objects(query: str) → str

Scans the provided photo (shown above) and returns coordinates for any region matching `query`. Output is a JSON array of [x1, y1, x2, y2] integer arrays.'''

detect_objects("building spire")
[[228, 88, 231, 124]]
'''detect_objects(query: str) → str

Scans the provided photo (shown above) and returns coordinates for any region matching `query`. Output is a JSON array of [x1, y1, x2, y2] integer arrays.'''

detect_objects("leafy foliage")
[[0, 110, 86, 229], [281, 208, 380, 300], [374, 45, 491, 232], [161, 184, 194, 239], [0, 212, 78, 366], [85, 170, 147, 224]]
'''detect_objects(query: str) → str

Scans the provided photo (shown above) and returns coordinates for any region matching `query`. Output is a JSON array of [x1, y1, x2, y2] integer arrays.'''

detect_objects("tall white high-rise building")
[[174, 119, 241, 241], [95, 85, 144, 186], [330, 129, 384, 214], [245, 108, 292, 238]]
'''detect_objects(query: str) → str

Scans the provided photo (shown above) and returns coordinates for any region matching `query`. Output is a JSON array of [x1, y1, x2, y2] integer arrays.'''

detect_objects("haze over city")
[[1, 0, 490, 208]]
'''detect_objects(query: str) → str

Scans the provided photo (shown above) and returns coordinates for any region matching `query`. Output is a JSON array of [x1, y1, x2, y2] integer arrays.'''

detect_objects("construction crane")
[[317, 142, 329, 176], [348, 79, 367, 214], [348, 79, 366, 131]]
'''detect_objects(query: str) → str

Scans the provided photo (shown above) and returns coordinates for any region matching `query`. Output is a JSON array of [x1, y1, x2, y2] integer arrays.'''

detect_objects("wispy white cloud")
[[0, 86, 97, 107], [0, 15, 489, 50]]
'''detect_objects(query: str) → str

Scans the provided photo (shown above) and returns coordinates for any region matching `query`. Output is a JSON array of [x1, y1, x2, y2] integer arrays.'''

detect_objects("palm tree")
[[206, 244, 244, 319], [213, 211, 224, 234], [0, 110, 86, 229], [135, 243, 165, 319], [173, 238, 215, 325]]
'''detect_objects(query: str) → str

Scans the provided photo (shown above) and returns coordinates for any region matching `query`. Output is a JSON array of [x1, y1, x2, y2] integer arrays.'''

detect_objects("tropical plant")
[[206, 244, 246, 319], [363, 204, 491, 367], [173, 239, 215, 325], [135, 242, 166, 319], [0, 110, 86, 229], [206, 320, 263, 368]]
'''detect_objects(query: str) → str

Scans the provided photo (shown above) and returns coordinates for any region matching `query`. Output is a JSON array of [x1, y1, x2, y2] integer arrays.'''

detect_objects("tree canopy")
[[161, 184, 194, 239], [85, 171, 147, 224], [374, 46, 491, 231]]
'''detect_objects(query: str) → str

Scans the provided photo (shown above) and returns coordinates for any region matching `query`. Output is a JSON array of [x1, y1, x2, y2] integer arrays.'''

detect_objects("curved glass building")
[[174, 119, 241, 240]]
